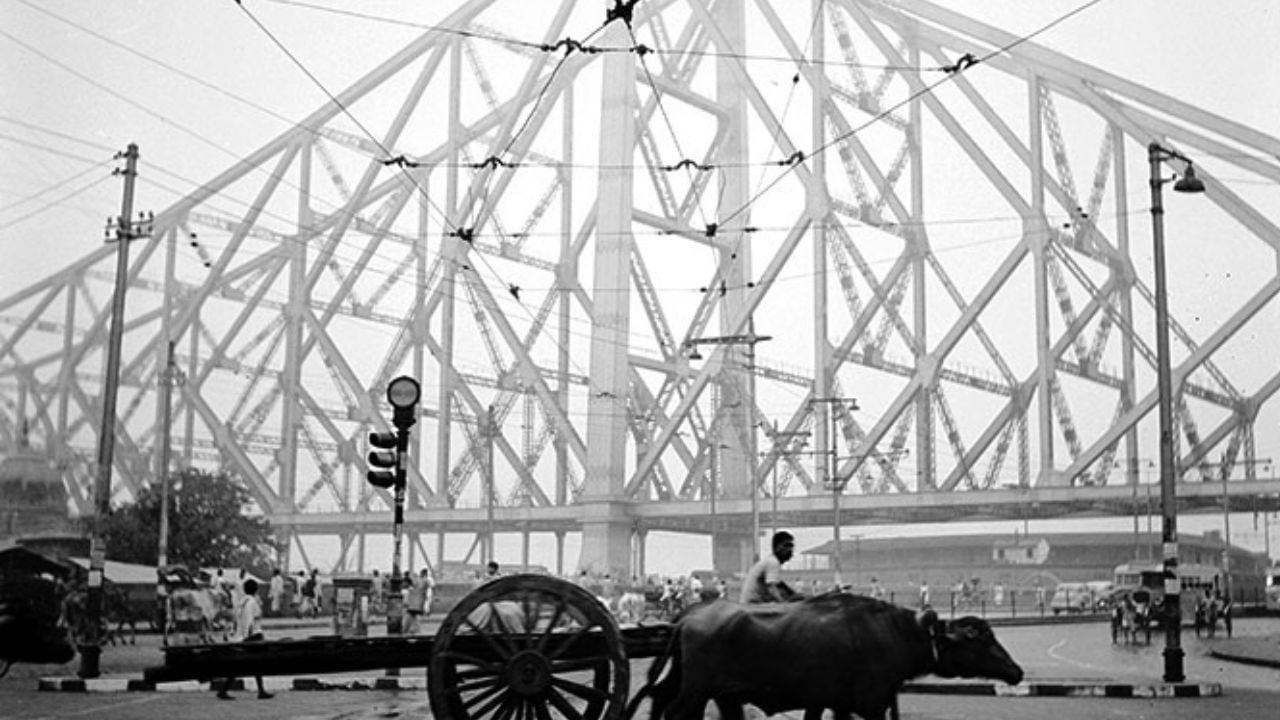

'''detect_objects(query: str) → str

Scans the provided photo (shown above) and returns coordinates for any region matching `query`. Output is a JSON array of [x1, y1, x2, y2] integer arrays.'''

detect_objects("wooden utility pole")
[[81, 143, 145, 678]]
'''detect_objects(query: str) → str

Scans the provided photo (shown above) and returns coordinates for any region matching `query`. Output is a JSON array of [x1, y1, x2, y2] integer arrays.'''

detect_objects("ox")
[[616, 591, 648, 623], [642, 593, 1023, 720], [166, 586, 232, 644]]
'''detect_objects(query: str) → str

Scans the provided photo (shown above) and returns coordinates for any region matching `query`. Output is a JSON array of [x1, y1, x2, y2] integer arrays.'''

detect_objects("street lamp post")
[[1148, 141, 1205, 683]]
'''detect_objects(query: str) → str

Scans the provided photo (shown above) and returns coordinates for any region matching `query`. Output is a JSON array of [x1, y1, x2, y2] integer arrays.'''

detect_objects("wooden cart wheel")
[[429, 574, 629, 720]]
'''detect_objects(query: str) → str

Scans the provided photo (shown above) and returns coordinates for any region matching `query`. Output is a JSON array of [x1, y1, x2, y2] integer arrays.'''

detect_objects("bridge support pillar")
[[577, 501, 634, 579], [712, 530, 755, 579]]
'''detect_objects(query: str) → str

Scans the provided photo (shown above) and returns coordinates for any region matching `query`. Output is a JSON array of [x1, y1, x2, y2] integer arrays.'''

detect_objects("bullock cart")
[[146, 574, 673, 720]]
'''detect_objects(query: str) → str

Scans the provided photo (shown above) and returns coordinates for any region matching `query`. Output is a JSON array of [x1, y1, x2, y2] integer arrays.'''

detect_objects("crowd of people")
[[212, 529, 956, 635], [1194, 587, 1233, 638]]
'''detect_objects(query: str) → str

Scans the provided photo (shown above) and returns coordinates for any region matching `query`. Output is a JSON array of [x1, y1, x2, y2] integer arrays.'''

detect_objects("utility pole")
[[684, 330, 772, 561], [155, 340, 183, 632], [81, 144, 149, 678], [486, 405, 496, 565], [765, 421, 810, 537], [811, 396, 858, 587]]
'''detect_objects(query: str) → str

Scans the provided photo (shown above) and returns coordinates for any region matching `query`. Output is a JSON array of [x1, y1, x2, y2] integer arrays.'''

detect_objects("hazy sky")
[[2, 1, 1278, 574]]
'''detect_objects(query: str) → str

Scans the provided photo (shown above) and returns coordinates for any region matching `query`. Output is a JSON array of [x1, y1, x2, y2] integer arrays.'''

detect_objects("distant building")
[[800, 530, 1268, 601], [0, 422, 78, 547]]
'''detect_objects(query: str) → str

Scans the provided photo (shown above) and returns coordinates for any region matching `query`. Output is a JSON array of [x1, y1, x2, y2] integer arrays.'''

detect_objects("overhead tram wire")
[[0, 114, 118, 154], [0, 174, 115, 232], [714, 0, 1113, 233], [5, 2, 1119, 402], [462, 7, 623, 237], [0, 124, 1148, 305], [0, 132, 119, 167], [0, 25, 381, 246], [233, 0, 655, 403], [15, 0, 337, 148], [264, 0, 927, 72], [627, 23, 713, 231], [0, 159, 117, 215]]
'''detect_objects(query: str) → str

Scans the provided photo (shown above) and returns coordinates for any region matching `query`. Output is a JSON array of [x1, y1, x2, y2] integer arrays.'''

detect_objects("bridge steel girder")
[[2, 0, 1278, 574]]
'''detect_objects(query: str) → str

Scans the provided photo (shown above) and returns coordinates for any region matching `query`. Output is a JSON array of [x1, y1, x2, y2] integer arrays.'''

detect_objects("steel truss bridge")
[[2, 0, 1279, 575]]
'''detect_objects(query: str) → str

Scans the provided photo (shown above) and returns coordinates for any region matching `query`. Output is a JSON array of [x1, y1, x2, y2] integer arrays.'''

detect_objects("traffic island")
[[903, 679, 1221, 698]]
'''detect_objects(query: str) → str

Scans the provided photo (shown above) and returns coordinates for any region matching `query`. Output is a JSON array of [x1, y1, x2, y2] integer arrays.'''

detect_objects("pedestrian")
[[421, 567, 436, 617], [869, 576, 886, 601], [740, 531, 802, 603], [370, 569, 384, 612], [216, 578, 272, 700], [659, 578, 675, 617], [1218, 590, 1233, 638], [268, 568, 284, 617], [919, 580, 931, 609], [405, 573, 425, 634], [300, 570, 318, 617], [292, 570, 305, 616]]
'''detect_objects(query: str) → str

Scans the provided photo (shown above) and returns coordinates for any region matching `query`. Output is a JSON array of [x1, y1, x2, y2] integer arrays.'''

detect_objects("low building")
[[797, 530, 1268, 605], [0, 422, 79, 545]]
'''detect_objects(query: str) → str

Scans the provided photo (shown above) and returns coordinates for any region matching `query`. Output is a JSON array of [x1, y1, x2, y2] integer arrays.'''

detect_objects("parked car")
[[1085, 580, 1115, 611], [1050, 582, 1092, 615]]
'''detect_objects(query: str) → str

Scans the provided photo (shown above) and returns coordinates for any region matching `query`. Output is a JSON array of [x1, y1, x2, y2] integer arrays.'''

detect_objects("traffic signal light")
[[367, 431, 400, 488]]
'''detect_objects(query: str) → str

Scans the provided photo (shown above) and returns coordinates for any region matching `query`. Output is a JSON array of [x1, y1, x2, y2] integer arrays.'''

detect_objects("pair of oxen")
[[633, 593, 1024, 720]]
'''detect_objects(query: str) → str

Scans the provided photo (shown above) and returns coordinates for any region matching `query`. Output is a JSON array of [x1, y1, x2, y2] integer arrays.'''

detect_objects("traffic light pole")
[[367, 376, 420, 640], [386, 426, 408, 636]]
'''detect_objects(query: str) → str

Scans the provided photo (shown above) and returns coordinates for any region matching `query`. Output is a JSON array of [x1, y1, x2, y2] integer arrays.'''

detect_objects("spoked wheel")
[[429, 574, 628, 720]]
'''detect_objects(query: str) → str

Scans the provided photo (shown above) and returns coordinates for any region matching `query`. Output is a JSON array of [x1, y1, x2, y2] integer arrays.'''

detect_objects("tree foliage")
[[84, 467, 280, 576]]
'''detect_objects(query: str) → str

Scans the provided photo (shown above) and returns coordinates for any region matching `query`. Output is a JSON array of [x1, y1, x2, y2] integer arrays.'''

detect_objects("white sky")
[[2, 0, 1278, 574]]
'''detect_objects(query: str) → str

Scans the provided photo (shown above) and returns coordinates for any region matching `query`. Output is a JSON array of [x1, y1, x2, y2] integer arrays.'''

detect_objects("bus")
[[1266, 567, 1280, 612], [1113, 562, 1221, 620]]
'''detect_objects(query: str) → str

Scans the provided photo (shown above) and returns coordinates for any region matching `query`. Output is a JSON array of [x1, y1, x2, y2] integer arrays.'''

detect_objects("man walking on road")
[[268, 568, 285, 617], [216, 578, 272, 700]]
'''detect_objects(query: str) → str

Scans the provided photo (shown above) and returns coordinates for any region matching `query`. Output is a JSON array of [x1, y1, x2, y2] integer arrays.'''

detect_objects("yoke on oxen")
[[638, 593, 1023, 720]]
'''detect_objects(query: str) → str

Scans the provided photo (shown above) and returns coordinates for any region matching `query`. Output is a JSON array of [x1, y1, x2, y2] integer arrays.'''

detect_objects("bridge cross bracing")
[[2, 0, 1279, 576]]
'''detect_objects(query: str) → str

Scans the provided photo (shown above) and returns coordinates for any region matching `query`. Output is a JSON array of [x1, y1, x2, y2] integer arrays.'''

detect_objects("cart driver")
[[740, 531, 802, 603]]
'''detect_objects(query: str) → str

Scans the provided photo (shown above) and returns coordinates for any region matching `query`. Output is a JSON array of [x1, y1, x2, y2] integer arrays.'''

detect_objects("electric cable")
[[0, 158, 117, 214], [0, 173, 115, 231]]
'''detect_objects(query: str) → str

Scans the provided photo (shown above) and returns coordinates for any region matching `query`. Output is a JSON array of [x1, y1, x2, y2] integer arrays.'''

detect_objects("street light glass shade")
[[386, 375, 421, 408], [1173, 165, 1206, 193]]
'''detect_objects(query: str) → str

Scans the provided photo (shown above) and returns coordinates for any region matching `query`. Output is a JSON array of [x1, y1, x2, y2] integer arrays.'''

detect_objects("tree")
[[85, 467, 281, 576]]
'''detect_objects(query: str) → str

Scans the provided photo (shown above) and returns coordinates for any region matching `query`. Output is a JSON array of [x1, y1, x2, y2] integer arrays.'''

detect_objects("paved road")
[[1003, 616, 1280, 691], [3, 617, 1276, 720]]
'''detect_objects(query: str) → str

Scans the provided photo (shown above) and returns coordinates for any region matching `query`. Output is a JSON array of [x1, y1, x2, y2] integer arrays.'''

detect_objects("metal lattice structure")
[[2, 0, 1279, 574]]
